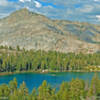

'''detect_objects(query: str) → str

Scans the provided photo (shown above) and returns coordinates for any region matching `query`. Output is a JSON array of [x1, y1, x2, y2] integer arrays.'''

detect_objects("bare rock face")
[[0, 8, 100, 53]]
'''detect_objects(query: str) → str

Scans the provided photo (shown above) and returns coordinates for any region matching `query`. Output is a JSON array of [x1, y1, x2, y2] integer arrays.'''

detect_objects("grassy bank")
[[0, 69, 100, 76]]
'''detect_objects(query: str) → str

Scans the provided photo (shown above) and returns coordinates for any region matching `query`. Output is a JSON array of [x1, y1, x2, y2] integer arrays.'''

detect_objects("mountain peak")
[[18, 8, 29, 13], [11, 8, 30, 16], [5, 8, 34, 22]]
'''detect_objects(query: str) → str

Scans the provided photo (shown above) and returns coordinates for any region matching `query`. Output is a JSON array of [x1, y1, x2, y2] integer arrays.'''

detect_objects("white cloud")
[[0, 0, 9, 6], [96, 15, 100, 21], [19, 0, 31, 3], [34, 1, 42, 8], [94, 0, 100, 2], [77, 5, 94, 13], [19, 0, 24, 2]]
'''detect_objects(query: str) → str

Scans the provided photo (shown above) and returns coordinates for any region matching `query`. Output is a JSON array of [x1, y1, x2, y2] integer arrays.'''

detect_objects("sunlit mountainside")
[[0, 8, 100, 53]]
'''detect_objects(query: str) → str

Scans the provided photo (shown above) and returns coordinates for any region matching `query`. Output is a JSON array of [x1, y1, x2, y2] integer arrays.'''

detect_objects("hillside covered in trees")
[[0, 75, 100, 100], [0, 46, 100, 73]]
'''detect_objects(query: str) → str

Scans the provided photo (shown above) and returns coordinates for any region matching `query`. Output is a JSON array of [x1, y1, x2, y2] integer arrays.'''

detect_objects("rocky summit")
[[0, 8, 100, 53]]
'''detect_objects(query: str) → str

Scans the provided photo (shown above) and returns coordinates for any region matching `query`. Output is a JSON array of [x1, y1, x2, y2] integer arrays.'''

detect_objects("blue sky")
[[0, 0, 100, 24]]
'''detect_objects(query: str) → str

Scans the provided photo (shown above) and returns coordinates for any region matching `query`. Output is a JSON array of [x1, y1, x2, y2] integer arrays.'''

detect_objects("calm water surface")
[[0, 72, 99, 92]]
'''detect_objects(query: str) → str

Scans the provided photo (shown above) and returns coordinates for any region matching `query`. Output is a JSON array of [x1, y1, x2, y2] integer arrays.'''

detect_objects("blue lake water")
[[0, 72, 99, 92]]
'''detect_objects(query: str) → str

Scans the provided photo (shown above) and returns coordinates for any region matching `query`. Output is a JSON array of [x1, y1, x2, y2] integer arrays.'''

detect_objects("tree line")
[[0, 45, 100, 72], [0, 75, 100, 100]]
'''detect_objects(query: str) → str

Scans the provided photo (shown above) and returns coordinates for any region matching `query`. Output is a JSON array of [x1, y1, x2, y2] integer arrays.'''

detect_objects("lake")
[[0, 72, 99, 92]]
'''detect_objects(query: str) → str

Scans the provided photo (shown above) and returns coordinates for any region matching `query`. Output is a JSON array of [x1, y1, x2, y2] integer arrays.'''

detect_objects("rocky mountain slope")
[[0, 8, 100, 53]]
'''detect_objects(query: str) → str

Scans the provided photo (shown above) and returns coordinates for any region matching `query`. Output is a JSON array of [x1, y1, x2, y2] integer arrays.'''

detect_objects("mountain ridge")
[[0, 8, 100, 53]]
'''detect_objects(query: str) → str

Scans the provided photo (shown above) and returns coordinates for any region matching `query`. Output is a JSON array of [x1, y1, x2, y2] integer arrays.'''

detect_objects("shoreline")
[[0, 70, 100, 76]]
